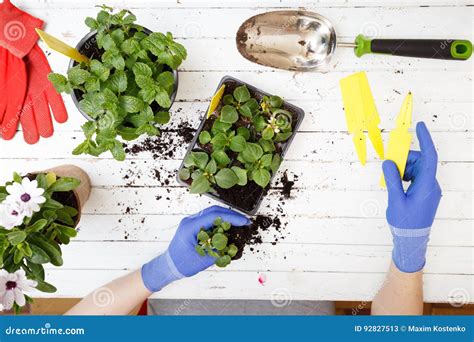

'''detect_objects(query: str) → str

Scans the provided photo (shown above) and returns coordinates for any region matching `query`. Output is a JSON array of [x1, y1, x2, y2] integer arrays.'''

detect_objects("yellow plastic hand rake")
[[340, 72, 384, 165], [380, 92, 413, 188], [36, 29, 89, 64]]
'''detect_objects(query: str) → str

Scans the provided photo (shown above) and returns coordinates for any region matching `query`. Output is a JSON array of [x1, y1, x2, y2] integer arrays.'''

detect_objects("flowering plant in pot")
[[48, 5, 187, 160], [0, 165, 90, 313], [178, 76, 304, 215]]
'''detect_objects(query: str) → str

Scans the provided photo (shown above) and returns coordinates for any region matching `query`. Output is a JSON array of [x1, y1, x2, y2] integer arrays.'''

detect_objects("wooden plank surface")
[[0, 0, 472, 303]]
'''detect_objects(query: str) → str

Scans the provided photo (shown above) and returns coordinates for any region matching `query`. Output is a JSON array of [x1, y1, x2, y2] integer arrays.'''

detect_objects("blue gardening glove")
[[382, 122, 442, 273], [141, 205, 250, 292]]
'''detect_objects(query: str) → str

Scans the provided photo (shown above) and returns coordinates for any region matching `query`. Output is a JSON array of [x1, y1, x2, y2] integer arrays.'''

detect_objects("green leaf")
[[111, 29, 125, 45], [120, 96, 144, 113], [109, 70, 127, 93], [7, 231, 26, 246], [111, 140, 126, 161], [220, 105, 238, 124], [85, 17, 98, 29], [191, 152, 209, 170], [195, 245, 206, 257], [231, 166, 248, 186], [259, 138, 275, 153], [233, 85, 251, 103], [121, 38, 140, 55], [215, 255, 231, 267], [253, 115, 267, 131], [26, 219, 48, 233], [241, 143, 263, 163], [252, 168, 271, 188], [211, 233, 228, 250], [212, 120, 232, 135], [262, 126, 275, 140], [178, 168, 190, 181], [223, 94, 234, 105], [55, 224, 77, 238], [211, 150, 230, 167], [47, 73, 68, 93], [197, 230, 210, 242], [190, 175, 211, 194], [211, 133, 228, 148], [238, 104, 252, 118], [155, 87, 171, 108], [157, 71, 175, 89], [271, 154, 282, 174], [154, 111, 170, 125], [49, 177, 81, 192], [245, 98, 260, 113], [205, 159, 217, 174], [237, 127, 250, 140], [28, 234, 63, 266], [215, 168, 238, 189], [227, 244, 238, 258], [102, 34, 116, 50], [269, 95, 283, 108], [35, 279, 57, 293], [13, 172, 22, 183], [199, 131, 211, 145], [274, 132, 293, 142], [133, 62, 153, 78], [67, 67, 90, 86], [229, 135, 246, 152], [261, 154, 273, 168], [90, 60, 110, 81], [27, 244, 50, 264]]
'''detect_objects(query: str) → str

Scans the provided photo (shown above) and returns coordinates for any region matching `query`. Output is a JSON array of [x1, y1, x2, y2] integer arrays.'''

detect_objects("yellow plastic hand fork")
[[380, 92, 413, 188], [207, 84, 226, 118], [36, 29, 89, 64], [340, 72, 384, 165]]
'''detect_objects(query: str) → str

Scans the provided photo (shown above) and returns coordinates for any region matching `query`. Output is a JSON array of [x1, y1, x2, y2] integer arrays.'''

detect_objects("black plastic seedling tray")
[[177, 76, 305, 215]]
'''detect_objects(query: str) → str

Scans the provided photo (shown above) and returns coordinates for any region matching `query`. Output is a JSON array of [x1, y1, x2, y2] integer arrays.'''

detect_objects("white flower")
[[6, 178, 45, 217], [0, 269, 37, 310], [0, 201, 26, 229]]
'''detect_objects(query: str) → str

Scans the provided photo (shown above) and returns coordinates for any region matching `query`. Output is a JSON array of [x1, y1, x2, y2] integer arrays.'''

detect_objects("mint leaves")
[[179, 84, 292, 193], [48, 5, 187, 160]]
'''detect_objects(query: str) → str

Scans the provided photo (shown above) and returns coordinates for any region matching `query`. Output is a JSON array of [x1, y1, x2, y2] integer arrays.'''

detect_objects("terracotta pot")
[[37, 165, 91, 226]]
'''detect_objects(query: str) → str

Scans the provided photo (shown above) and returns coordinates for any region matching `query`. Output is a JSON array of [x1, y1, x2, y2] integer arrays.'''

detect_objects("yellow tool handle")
[[36, 29, 89, 64]]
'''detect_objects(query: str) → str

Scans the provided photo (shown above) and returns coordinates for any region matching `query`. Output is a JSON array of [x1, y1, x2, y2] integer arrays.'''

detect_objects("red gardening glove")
[[0, 46, 27, 139], [0, 0, 67, 143], [20, 44, 68, 143]]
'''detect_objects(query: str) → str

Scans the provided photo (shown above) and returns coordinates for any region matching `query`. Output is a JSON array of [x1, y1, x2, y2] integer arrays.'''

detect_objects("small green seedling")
[[180, 85, 290, 193], [195, 217, 238, 268]]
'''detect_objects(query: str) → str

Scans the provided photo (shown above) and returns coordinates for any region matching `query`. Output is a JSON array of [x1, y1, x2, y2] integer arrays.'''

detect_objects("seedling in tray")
[[178, 77, 304, 214]]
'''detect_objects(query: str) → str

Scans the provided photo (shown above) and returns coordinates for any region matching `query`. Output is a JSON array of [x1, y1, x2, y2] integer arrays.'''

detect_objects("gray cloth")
[[148, 299, 335, 315]]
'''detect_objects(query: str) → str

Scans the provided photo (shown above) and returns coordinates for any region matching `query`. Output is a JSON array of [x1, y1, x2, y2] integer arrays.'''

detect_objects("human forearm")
[[371, 262, 423, 315], [66, 269, 151, 315]]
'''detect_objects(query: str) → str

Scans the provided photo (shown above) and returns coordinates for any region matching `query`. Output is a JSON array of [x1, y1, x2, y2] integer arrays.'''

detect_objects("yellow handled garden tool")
[[35, 29, 89, 64], [380, 92, 413, 188], [340, 72, 384, 165]]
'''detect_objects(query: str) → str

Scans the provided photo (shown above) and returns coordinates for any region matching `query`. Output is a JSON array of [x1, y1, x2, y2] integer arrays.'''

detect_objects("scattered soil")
[[279, 170, 295, 199], [228, 214, 285, 260]]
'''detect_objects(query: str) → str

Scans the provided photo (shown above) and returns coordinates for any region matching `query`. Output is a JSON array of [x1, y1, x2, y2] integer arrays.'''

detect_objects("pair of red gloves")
[[0, 0, 67, 144]]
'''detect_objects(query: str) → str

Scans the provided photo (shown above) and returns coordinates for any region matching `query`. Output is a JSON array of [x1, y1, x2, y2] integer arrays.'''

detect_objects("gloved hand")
[[20, 44, 68, 143], [141, 205, 250, 292], [382, 121, 442, 273]]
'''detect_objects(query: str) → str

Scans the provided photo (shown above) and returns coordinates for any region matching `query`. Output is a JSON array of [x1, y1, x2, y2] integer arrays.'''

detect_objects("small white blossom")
[[6, 178, 45, 217], [0, 269, 37, 310], [0, 201, 26, 229]]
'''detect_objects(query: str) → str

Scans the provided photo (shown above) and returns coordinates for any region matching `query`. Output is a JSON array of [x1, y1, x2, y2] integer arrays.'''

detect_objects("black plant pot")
[[177, 76, 305, 215], [69, 28, 179, 121]]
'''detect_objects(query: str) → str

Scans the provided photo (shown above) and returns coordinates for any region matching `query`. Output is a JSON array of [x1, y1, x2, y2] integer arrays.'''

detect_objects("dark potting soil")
[[279, 170, 295, 199], [228, 214, 284, 260], [123, 121, 196, 160]]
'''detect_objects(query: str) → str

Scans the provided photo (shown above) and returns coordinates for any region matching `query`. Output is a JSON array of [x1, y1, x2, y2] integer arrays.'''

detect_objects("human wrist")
[[141, 250, 184, 292], [390, 225, 431, 273]]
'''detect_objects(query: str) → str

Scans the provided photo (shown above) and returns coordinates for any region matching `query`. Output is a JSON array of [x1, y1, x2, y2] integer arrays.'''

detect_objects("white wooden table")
[[1, 0, 473, 304]]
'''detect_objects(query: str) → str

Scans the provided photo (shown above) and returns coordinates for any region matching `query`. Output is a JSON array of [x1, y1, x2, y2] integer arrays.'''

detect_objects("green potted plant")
[[0, 165, 90, 313], [48, 5, 187, 161], [178, 76, 304, 214]]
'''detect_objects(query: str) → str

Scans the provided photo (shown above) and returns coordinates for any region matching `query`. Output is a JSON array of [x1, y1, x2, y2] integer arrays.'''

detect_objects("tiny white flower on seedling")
[[0, 201, 26, 230], [6, 178, 45, 217], [0, 269, 37, 311]]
